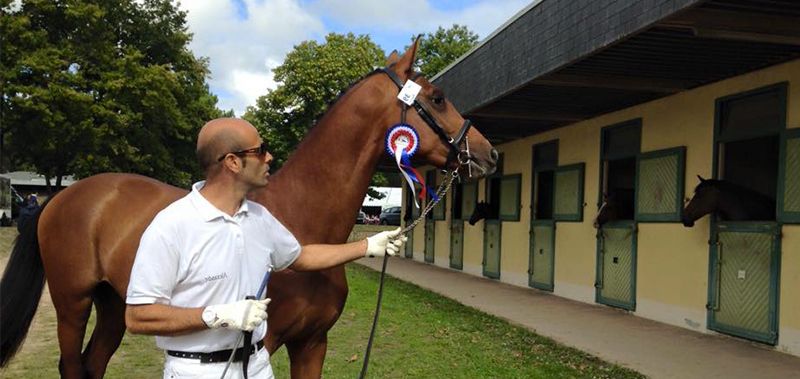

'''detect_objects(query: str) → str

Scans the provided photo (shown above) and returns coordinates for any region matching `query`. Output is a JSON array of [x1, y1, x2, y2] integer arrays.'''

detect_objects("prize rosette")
[[385, 124, 436, 207]]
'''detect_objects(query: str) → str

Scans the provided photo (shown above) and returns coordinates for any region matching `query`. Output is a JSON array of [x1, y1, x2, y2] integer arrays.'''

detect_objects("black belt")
[[167, 340, 264, 363]]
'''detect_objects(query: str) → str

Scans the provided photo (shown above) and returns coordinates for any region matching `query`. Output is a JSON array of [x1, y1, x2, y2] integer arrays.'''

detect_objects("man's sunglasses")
[[217, 142, 269, 162]]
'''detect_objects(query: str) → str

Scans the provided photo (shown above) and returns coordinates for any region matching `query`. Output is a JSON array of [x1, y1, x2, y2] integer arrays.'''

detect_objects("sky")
[[177, 0, 534, 116]]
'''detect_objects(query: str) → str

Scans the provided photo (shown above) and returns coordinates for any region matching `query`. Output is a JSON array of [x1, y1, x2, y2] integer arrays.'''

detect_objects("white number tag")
[[397, 80, 422, 105]]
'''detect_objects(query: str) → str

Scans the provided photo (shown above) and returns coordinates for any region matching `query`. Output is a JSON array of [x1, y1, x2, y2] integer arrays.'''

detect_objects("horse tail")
[[0, 199, 49, 367]]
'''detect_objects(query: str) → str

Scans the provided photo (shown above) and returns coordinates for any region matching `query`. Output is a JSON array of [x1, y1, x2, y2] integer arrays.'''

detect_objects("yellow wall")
[[403, 58, 800, 356], [781, 225, 800, 354]]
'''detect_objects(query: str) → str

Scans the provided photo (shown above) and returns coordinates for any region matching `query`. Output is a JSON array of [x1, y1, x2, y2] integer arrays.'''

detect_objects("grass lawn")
[[1, 226, 643, 378]]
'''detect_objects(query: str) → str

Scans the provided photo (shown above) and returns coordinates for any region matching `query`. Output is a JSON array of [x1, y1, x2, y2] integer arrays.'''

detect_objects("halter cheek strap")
[[380, 68, 472, 164]]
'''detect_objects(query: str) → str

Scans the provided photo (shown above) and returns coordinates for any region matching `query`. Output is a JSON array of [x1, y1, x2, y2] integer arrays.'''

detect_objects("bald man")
[[125, 118, 404, 379]]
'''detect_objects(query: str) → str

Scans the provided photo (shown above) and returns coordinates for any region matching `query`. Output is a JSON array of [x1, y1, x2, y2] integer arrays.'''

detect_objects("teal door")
[[529, 221, 555, 291], [596, 222, 637, 310], [708, 222, 780, 345], [451, 182, 476, 270], [405, 229, 414, 258], [404, 188, 418, 259], [450, 221, 464, 269], [483, 220, 501, 279], [424, 220, 435, 263]]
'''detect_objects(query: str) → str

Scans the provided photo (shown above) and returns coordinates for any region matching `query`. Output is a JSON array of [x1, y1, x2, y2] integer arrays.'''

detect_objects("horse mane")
[[318, 68, 384, 121]]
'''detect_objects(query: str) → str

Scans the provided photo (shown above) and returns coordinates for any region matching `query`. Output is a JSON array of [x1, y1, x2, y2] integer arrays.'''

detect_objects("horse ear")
[[386, 50, 399, 66], [394, 36, 421, 77], [697, 175, 706, 183]]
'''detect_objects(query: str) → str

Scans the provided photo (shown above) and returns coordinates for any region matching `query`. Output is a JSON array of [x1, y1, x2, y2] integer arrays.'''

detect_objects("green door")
[[450, 182, 475, 270], [424, 220, 435, 263], [450, 221, 464, 269], [483, 220, 501, 279], [708, 222, 780, 344], [405, 228, 414, 258], [596, 222, 637, 310], [529, 221, 555, 291], [404, 188, 418, 259]]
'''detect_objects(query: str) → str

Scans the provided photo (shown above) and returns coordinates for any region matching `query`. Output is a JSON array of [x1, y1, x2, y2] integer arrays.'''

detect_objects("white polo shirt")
[[126, 181, 301, 352]]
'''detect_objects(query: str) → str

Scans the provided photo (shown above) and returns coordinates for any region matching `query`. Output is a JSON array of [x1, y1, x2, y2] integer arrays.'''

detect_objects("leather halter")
[[379, 68, 472, 167]]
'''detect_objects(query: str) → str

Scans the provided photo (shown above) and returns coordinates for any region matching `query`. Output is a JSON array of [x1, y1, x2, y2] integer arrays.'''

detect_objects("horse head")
[[593, 194, 613, 229], [593, 189, 634, 228], [377, 40, 498, 179], [468, 201, 491, 225], [681, 175, 719, 227]]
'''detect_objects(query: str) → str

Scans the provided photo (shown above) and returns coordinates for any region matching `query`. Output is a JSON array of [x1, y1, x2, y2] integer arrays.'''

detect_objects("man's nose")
[[264, 152, 273, 164]]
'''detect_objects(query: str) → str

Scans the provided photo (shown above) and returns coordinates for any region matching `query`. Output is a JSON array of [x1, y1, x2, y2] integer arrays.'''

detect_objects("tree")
[[245, 33, 386, 170], [412, 24, 479, 78], [1, 0, 222, 189]]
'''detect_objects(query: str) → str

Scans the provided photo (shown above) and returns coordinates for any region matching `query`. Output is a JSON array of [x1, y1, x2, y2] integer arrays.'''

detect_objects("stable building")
[[401, 0, 800, 357]]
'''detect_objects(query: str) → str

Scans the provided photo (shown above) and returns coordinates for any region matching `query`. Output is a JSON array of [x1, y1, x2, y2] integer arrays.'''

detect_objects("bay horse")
[[592, 189, 635, 228], [467, 201, 493, 225], [0, 42, 498, 378], [681, 175, 775, 227]]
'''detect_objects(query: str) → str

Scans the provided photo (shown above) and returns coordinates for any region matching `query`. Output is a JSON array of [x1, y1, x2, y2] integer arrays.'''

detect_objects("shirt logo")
[[204, 272, 228, 282]]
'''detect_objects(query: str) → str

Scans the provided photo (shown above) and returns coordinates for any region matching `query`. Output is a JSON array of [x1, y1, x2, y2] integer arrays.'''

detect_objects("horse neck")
[[254, 79, 393, 244]]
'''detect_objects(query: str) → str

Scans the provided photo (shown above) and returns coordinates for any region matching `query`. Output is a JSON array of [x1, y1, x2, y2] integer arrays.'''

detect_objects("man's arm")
[[126, 299, 270, 335], [290, 240, 369, 271], [290, 228, 406, 271], [125, 304, 205, 336]]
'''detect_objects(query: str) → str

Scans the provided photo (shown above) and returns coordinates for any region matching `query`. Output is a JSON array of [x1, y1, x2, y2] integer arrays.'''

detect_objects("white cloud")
[[180, 0, 530, 116], [180, 0, 324, 115], [310, 0, 531, 38]]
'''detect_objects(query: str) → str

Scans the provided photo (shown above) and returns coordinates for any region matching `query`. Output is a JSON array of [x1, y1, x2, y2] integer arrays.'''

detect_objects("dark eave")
[[434, 0, 800, 144]]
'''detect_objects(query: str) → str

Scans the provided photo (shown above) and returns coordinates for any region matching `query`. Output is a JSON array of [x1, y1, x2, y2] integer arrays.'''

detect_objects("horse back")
[[38, 173, 186, 297]]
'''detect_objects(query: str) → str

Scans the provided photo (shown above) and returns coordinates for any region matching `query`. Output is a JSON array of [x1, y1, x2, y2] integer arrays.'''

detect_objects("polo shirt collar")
[[190, 181, 249, 222]]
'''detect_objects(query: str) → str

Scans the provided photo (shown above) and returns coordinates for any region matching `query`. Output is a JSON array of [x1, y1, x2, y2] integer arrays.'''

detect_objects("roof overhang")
[[434, 0, 800, 144]]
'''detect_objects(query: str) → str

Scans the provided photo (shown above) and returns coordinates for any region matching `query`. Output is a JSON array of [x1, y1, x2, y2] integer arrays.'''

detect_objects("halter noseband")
[[379, 68, 472, 167]]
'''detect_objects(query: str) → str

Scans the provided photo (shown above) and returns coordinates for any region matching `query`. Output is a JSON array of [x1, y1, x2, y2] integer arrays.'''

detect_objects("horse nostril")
[[490, 148, 499, 162]]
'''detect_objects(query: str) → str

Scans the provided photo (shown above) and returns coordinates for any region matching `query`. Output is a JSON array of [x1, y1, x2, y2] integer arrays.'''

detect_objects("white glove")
[[365, 227, 407, 257], [202, 298, 271, 331]]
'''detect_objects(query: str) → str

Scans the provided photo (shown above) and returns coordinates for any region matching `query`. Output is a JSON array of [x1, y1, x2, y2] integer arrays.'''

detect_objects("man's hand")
[[365, 227, 407, 257], [202, 298, 271, 331]]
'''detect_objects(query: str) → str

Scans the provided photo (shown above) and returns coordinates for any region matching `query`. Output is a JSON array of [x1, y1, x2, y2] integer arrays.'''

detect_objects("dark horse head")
[[681, 175, 776, 227], [468, 201, 492, 225], [593, 189, 635, 228]]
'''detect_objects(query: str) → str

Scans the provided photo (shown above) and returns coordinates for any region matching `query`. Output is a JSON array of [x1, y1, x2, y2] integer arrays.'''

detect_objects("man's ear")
[[222, 155, 242, 173]]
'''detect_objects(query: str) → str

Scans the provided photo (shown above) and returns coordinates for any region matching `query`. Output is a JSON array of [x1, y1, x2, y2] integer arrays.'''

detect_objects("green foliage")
[[1, 0, 222, 188], [244, 33, 385, 169], [412, 24, 479, 78]]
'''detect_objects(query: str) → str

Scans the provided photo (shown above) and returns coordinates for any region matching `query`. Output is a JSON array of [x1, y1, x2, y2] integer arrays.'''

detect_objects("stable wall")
[[402, 58, 800, 356]]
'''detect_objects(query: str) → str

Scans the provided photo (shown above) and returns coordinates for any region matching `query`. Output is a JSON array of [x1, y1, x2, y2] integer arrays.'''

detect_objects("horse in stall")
[[592, 188, 635, 228], [467, 201, 493, 225], [0, 42, 498, 378], [681, 175, 775, 227]]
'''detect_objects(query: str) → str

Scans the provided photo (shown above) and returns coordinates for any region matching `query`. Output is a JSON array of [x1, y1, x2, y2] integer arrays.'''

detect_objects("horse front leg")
[[286, 334, 328, 379]]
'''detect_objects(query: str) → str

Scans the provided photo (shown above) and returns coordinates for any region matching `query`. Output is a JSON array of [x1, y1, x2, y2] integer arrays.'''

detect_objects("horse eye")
[[432, 96, 444, 105]]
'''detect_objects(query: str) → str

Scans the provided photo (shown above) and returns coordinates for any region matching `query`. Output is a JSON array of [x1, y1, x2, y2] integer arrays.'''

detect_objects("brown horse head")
[[380, 39, 497, 178], [593, 189, 635, 229], [468, 201, 492, 225], [682, 176, 718, 227], [681, 175, 776, 227]]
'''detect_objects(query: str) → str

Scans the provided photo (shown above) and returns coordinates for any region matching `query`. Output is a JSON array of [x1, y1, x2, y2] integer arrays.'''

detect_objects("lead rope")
[[358, 171, 456, 379]]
